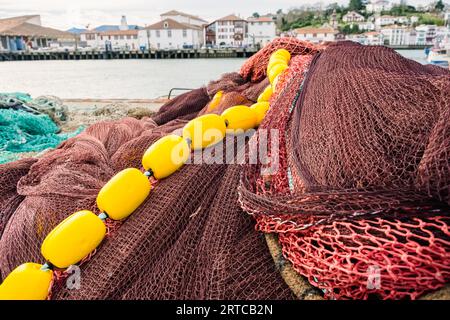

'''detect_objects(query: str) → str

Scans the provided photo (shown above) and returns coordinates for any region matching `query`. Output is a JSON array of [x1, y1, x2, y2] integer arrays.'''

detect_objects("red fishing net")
[[239, 41, 450, 299]]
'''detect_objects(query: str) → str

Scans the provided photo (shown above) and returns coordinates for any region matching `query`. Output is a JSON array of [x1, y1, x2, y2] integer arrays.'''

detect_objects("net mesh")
[[0, 39, 449, 300]]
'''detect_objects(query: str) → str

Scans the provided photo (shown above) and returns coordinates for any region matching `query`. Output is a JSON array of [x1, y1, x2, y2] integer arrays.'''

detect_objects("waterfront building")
[[205, 14, 248, 47], [366, 0, 392, 13], [364, 31, 384, 45], [139, 18, 203, 50], [80, 29, 140, 50], [79, 16, 142, 50], [0, 15, 75, 52], [342, 11, 365, 23], [380, 25, 415, 46], [415, 25, 437, 45], [293, 26, 337, 44], [247, 16, 276, 48]]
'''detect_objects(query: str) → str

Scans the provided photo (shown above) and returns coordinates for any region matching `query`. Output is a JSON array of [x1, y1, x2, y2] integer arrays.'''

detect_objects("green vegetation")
[[339, 24, 363, 35], [348, 0, 364, 11], [418, 13, 445, 26], [278, 0, 447, 32], [435, 0, 445, 12]]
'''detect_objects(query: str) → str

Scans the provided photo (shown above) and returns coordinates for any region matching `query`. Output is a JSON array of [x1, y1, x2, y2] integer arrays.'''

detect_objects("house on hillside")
[[0, 15, 75, 51], [293, 26, 337, 44], [366, 0, 392, 13], [342, 11, 365, 23]]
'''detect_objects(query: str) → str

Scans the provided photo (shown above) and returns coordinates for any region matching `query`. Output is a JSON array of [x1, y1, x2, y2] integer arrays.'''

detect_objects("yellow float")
[[142, 135, 190, 179], [257, 85, 273, 103], [182, 114, 227, 150], [41, 210, 106, 268], [221, 105, 257, 133], [250, 102, 270, 126], [0, 263, 53, 300], [268, 64, 288, 84], [207, 90, 223, 111], [97, 168, 151, 220]]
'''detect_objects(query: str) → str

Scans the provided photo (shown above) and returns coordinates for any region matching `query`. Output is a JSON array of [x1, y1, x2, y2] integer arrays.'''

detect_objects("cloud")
[[0, 0, 435, 30]]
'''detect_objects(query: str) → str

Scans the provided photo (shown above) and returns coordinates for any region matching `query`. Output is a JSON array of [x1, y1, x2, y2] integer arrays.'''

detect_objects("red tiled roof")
[[294, 26, 337, 34], [160, 10, 208, 23], [144, 18, 201, 30], [216, 14, 245, 22], [247, 17, 274, 22], [0, 16, 73, 39]]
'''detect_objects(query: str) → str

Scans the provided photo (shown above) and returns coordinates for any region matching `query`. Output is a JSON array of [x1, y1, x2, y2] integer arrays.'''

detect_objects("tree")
[[348, 0, 363, 11], [252, 12, 260, 18], [435, 0, 445, 11], [276, 9, 283, 15]]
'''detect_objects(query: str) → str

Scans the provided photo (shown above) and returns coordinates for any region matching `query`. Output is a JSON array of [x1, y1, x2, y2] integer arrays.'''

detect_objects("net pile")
[[0, 109, 82, 164], [0, 39, 448, 300], [240, 41, 450, 299]]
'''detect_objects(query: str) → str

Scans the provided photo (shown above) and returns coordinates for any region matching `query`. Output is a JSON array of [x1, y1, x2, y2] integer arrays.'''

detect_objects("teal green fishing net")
[[0, 109, 83, 164]]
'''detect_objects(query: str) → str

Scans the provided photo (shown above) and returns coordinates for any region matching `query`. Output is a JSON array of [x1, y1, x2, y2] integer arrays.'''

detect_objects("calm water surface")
[[0, 50, 427, 99]]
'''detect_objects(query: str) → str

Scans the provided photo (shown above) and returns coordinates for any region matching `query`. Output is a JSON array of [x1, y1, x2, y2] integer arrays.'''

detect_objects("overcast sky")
[[0, 0, 436, 30]]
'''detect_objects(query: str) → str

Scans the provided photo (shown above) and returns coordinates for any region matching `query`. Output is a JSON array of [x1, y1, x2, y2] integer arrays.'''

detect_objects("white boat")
[[427, 49, 450, 67]]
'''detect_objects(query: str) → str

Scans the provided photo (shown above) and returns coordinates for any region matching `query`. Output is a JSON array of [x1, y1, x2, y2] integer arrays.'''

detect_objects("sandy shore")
[[61, 98, 166, 132]]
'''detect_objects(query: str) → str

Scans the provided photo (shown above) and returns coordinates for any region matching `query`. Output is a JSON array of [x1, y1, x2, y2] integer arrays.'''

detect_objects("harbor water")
[[0, 50, 427, 99]]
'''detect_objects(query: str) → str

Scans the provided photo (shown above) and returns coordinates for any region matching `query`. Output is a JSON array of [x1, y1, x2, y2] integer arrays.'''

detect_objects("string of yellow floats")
[[0, 49, 291, 300]]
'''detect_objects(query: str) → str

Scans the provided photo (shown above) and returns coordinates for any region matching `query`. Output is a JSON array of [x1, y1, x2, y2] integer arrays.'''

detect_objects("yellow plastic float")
[[268, 64, 288, 84], [250, 102, 270, 126], [0, 263, 53, 300], [142, 134, 190, 179], [207, 90, 223, 111], [257, 85, 273, 103], [182, 114, 227, 150], [221, 105, 257, 133], [97, 168, 151, 220], [41, 210, 106, 268]]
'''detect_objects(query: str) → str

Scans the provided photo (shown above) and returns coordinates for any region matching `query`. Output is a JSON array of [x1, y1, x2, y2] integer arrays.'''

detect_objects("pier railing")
[[0, 48, 258, 62]]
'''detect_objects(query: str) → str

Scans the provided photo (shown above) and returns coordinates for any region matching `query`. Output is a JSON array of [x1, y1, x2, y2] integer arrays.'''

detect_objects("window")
[[100, 36, 104, 40], [127, 35, 131, 39], [156, 30, 160, 37], [133, 35, 137, 39], [147, 30, 151, 37], [183, 29, 187, 37], [167, 30, 172, 37], [114, 35, 119, 40], [164, 22, 169, 29], [120, 35, 124, 40]]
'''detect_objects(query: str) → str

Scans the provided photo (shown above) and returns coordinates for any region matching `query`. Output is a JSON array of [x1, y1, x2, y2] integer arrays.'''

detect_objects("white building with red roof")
[[205, 14, 248, 47], [247, 16, 277, 48]]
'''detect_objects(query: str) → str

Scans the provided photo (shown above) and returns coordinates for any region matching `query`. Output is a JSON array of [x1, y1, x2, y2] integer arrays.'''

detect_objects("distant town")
[[0, 0, 449, 54]]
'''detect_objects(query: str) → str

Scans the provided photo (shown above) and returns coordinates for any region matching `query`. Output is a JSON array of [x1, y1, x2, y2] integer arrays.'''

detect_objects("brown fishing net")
[[0, 39, 448, 300]]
